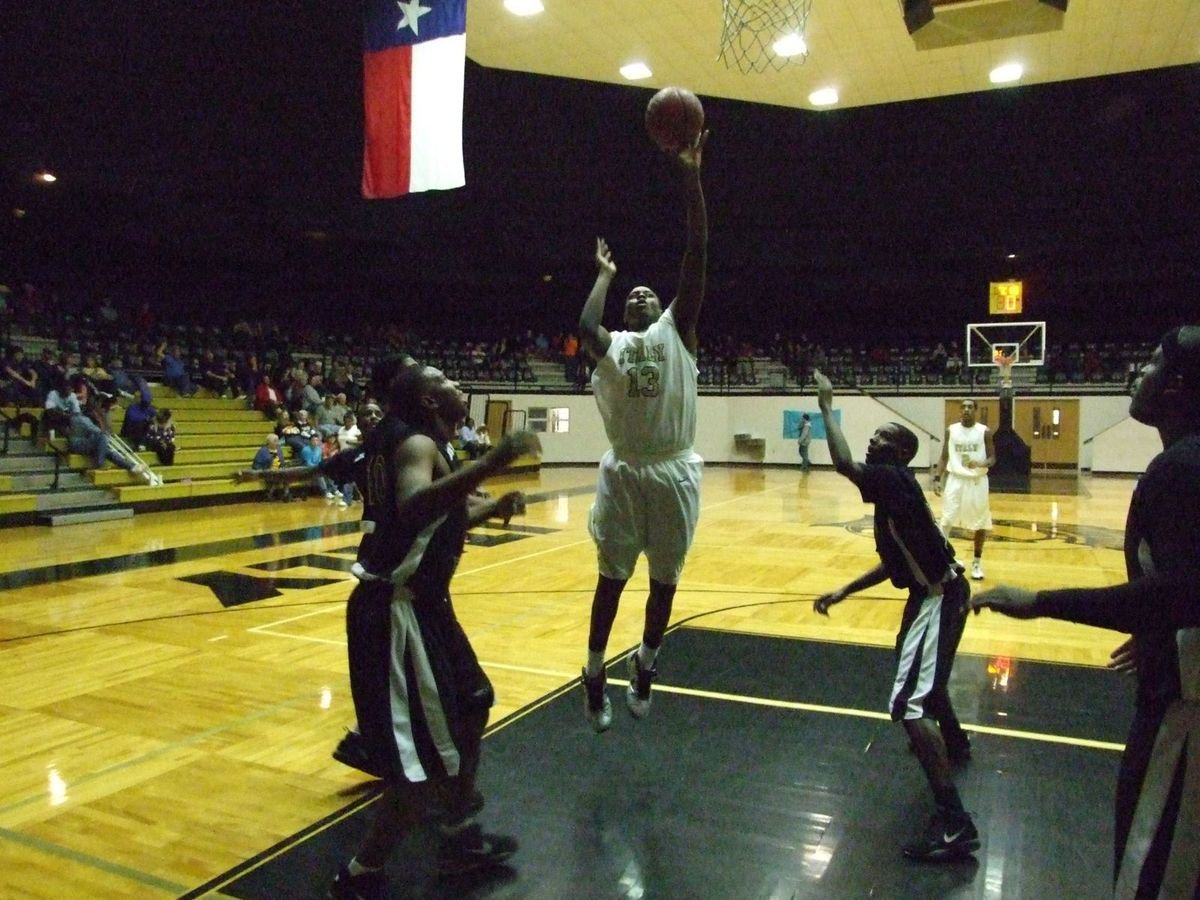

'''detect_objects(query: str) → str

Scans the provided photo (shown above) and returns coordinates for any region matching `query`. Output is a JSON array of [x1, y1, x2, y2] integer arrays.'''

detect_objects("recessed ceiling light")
[[772, 32, 807, 58], [503, 0, 544, 15], [619, 62, 652, 81], [1006, 253, 1017, 259], [990, 63, 1023, 84], [35, 171, 57, 183], [809, 87, 839, 107]]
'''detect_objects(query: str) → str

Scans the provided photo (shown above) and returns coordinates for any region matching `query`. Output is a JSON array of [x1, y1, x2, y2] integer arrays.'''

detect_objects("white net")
[[719, 0, 814, 74]]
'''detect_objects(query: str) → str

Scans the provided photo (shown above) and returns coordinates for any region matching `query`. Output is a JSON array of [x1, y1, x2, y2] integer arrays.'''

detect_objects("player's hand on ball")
[[677, 129, 709, 171], [595, 238, 616, 278], [1108, 636, 1138, 675], [813, 369, 834, 408], [813, 589, 845, 616], [970, 585, 1037, 618]]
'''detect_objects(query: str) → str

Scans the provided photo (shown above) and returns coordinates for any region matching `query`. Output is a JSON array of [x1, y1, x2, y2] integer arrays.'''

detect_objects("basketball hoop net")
[[719, 0, 814, 74]]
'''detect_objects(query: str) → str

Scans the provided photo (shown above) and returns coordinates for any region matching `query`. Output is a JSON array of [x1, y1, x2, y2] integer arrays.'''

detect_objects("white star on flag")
[[395, 0, 432, 36]]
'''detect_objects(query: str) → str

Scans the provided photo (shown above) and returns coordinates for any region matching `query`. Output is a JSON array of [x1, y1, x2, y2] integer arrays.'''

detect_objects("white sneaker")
[[625, 651, 657, 720], [971, 560, 984, 580], [324, 492, 336, 499], [337, 500, 348, 509], [581, 669, 613, 733]]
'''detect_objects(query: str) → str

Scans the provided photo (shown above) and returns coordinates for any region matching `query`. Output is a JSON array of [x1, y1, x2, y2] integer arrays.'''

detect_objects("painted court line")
[[0, 826, 187, 894]]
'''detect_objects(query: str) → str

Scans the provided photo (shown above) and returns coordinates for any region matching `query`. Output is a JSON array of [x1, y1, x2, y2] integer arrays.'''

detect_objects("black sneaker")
[[436, 823, 518, 876], [581, 668, 613, 732], [902, 810, 980, 861], [624, 650, 657, 719], [328, 864, 386, 900], [332, 729, 385, 778]]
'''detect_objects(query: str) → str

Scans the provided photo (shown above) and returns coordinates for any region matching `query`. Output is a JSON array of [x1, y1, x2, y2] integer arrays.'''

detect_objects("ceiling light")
[[619, 62, 652, 81], [989, 63, 1023, 84], [772, 33, 807, 58], [503, 0, 544, 15], [1006, 253, 1017, 259], [35, 171, 57, 183], [808, 87, 839, 107]]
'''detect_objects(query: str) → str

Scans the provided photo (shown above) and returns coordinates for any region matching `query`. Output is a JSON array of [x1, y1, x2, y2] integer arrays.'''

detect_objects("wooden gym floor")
[[0, 466, 1137, 898]]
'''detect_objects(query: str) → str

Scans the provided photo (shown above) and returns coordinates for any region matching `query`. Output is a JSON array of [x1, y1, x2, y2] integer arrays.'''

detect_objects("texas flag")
[[362, 0, 467, 198]]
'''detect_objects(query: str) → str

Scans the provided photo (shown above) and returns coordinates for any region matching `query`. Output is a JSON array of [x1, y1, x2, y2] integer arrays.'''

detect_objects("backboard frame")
[[966, 321, 1046, 368]]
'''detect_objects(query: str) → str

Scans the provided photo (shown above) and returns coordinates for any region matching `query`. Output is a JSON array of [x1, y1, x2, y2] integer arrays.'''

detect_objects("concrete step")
[[35, 488, 120, 512], [43, 507, 135, 526], [0, 454, 58, 474]]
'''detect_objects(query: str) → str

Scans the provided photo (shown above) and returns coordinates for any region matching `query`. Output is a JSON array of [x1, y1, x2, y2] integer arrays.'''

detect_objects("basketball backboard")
[[966, 321, 1046, 368]]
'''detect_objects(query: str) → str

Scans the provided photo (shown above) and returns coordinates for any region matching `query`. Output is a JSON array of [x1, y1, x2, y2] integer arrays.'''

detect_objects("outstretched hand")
[[813, 369, 833, 409], [595, 238, 616, 278], [813, 589, 845, 617], [493, 491, 526, 526], [676, 129, 709, 171], [970, 585, 1038, 618]]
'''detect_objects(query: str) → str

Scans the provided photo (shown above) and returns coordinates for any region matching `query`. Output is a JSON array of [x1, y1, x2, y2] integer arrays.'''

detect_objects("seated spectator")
[[80, 354, 115, 395], [3, 344, 39, 405], [279, 409, 317, 459], [458, 417, 483, 460], [336, 412, 361, 452], [315, 393, 343, 439], [252, 433, 285, 471], [155, 340, 198, 397], [475, 424, 492, 450], [106, 357, 142, 399], [254, 374, 281, 417], [302, 373, 325, 416], [145, 408, 176, 467], [120, 383, 157, 449], [300, 433, 336, 498], [199, 350, 233, 397], [251, 434, 290, 501], [33, 347, 62, 399], [68, 378, 151, 481], [42, 373, 77, 438]]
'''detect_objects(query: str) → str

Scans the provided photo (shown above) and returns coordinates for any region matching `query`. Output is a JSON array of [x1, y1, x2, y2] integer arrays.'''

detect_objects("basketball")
[[644, 86, 704, 153]]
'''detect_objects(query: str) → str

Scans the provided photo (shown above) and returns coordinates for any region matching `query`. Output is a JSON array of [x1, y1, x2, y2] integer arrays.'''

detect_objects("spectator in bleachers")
[[146, 408, 176, 466], [336, 412, 361, 452], [68, 376, 150, 480], [944, 344, 963, 378], [106, 357, 141, 399], [304, 372, 328, 417], [458, 417, 483, 460], [32, 347, 62, 400], [3, 345, 39, 404], [300, 433, 334, 498], [41, 373, 76, 438], [155, 340, 198, 397], [120, 382, 157, 449], [255, 373, 281, 417], [199, 350, 233, 397], [475, 424, 492, 450], [253, 433, 285, 471], [315, 393, 343, 438], [97, 296, 120, 337], [80, 353, 115, 395], [283, 408, 318, 459]]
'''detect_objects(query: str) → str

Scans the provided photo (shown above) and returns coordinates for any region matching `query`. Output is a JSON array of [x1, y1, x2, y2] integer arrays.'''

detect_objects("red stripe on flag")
[[362, 45, 413, 199]]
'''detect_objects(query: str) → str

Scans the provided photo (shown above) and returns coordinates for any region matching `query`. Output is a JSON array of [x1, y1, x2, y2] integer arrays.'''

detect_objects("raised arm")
[[972, 573, 1200, 631], [578, 238, 615, 361], [667, 132, 708, 355], [814, 369, 867, 483]]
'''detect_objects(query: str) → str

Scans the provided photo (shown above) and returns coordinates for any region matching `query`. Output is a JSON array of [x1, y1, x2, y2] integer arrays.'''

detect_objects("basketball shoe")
[[902, 809, 980, 861], [581, 668, 612, 732], [971, 559, 984, 580], [625, 650, 657, 719], [328, 864, 386, 900], [332, 729, 385, 778]]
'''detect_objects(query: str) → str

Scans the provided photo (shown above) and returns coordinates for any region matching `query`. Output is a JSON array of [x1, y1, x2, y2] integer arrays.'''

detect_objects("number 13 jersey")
[[592, 307, 698, 461]]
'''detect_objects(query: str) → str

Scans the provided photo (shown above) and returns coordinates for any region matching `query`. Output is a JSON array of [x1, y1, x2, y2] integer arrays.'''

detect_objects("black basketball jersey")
[[358, 415, 467, 597]]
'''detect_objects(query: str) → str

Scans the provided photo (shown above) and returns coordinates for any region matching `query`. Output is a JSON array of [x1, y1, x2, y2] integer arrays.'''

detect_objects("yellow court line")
[[455, 537, 594, 577], [247, 604, 342, 633]]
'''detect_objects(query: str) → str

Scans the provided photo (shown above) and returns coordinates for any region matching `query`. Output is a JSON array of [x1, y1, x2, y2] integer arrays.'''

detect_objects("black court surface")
[[197, 627, 1133, 899]]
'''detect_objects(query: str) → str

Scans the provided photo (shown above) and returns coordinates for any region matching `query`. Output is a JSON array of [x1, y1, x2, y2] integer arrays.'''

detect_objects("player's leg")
[[581, 454, 638, 731], [890, 585, 979, 861], [629, 455, 702, 719], [966, 477, 992, 579], [938, 476, 963, 540]]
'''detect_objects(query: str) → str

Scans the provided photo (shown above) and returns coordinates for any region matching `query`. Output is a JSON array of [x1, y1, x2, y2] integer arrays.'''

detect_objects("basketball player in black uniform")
[[811, 370, 980, 862], [974, 326, 1200, 898], [329, 364, 540, 899]]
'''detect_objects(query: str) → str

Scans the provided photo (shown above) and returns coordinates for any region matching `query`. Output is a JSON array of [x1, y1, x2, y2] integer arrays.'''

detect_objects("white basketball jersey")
[[591, 307, 697, 460], [946, 422, 988, 478]]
